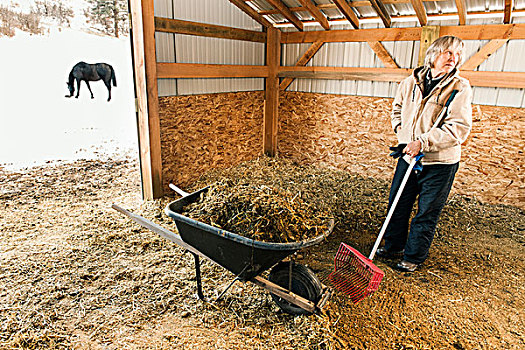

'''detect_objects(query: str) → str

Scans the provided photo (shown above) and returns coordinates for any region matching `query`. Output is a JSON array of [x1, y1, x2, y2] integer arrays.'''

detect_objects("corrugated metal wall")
[[154, 0, 265, 96], [153, 0, 525, 107], [281, 20, 420, 99]]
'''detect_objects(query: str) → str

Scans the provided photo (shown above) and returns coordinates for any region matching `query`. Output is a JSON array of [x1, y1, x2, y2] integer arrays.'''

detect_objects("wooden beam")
[[156, 63, 268, 78], [280, 41, 324, 90], [282, 27, 422, 43], [156, 62, 524, 89], [332, 0, 360, 29], [460, 70, 525, 89], [278, 66, 411, 82], [439, 23, 525, 40], [266, 0, 303, 31], [455, 0, 467, 25], [504, 0, 513, 24], [281, 24, 525, 44], [369, 0, 392, 28], [278, 66, 525, 88], [154, 17, 266, 43], [156, 64, 525, 89], [264, 27, 281, 156], [461, 39, 508, 71], [419, 25, 440, 66], [297, 0, 330, 30], [410, 0, 428, 26], [229, 0, 273, 28], [129, 0, 162, 200], [367, 41, 398, 68]]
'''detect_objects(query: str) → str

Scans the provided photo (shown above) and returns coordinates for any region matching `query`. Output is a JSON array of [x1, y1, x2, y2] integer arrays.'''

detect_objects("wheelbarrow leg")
[[191, 252, 205, 300]]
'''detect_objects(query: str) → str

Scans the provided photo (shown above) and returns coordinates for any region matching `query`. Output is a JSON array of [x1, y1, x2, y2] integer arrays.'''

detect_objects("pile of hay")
[[182, 180, 333, 243]]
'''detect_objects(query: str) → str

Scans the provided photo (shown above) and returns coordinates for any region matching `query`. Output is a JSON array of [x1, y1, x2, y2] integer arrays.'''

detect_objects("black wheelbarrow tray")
[[112, 185, 334, 315]]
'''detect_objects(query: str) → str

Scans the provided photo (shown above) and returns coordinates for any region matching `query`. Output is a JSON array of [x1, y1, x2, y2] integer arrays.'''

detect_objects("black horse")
[[66, 62, 116, 101]]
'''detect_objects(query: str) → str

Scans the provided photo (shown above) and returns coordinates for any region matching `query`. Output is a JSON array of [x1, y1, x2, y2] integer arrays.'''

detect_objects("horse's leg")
[[85, 81, 94, 99], [75, 79, 80, 98], [104, 79, 111, 101]]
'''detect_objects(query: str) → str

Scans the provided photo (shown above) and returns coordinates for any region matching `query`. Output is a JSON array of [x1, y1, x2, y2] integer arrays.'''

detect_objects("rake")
[[329, 155, 421, 303]]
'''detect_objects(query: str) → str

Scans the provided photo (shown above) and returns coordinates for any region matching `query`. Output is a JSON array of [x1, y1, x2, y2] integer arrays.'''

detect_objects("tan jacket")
[[392, 66, 472, 164]]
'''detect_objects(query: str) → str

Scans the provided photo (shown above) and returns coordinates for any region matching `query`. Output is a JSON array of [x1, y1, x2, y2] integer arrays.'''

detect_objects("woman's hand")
[[403, 140, 422, 157]]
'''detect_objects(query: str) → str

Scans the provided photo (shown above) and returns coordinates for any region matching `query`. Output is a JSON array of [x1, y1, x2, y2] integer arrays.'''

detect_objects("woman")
[[377, 36, 473, 272]]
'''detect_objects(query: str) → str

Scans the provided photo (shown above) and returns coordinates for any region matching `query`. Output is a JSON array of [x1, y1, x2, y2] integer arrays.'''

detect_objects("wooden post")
[[129, 0, 163, 199], [263, 27, 281, 157], [418, 26, 440, 66]]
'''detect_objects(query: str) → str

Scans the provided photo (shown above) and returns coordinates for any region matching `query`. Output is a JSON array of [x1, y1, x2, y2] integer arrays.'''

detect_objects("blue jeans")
[[383, 158, 458, 264]]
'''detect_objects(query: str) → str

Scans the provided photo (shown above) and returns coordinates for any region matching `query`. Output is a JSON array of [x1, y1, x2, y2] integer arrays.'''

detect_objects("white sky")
[[0, 2, 137, 170]]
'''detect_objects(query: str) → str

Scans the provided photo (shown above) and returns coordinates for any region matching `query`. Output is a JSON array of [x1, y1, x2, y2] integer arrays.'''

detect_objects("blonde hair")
[[424, 36, 465, 68]]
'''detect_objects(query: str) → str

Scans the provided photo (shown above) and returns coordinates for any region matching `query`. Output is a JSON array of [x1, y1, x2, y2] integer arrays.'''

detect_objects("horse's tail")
[[111, 66, 117, 87]]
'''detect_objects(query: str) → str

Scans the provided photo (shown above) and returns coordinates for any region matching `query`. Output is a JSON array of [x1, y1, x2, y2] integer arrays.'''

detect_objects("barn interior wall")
[[154, 0, 264, 96], [158, 91, 523, 209], [153, 0, 525, 106]]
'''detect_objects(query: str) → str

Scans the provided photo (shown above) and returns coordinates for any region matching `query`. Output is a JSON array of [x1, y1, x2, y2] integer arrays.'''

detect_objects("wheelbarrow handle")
[[169, 183, 190, 197]]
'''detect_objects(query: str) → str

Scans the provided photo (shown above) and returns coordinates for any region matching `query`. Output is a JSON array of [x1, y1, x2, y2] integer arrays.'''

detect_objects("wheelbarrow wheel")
[[268, 261, 322, 315]]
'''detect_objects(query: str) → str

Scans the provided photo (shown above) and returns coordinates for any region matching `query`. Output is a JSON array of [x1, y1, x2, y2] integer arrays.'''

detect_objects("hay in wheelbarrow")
[[181, 181, 333, 243]]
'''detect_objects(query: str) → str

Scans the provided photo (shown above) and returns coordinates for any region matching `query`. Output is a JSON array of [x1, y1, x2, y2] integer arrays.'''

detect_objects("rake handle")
[[169, 183, 190, 197], [368, 157, 417, 260]]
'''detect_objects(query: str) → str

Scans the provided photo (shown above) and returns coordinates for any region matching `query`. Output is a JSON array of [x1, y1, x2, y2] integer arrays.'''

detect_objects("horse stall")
[[129, 0, 524, 206], [123, 0, 525, 348]]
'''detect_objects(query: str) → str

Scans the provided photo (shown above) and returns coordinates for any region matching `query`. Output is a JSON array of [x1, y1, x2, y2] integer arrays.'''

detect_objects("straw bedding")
[[0, 156, 523, 349], [1, 89, 524, 348]]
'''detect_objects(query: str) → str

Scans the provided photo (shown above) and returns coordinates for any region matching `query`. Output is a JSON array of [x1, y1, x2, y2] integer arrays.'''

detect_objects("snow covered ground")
[[0, 2, 137, 170]]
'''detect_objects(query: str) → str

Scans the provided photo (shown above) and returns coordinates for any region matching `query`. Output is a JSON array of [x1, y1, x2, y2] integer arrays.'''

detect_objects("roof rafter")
[[275, 9, 525, 28], [369, 0, 392, 28], [332, 0, 360, 29], [504, 0, 513, 24], [229, 0, 273, 28], [255, 0, 449, 15], [410, 0, 428, 26], [266, 0, 304, 31], [454, 0, 467, 25], [297, 0, 330, 30]]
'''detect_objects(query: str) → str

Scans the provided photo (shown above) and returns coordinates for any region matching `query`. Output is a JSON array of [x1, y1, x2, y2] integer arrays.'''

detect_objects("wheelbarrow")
[[112, 184, 334, 315]]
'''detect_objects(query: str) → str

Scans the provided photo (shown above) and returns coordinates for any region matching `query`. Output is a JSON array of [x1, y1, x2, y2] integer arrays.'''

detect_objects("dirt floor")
[[1, 154, 523, 349]]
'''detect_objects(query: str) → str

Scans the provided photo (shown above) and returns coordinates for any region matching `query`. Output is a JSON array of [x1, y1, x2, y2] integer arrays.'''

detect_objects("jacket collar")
[[413, 66, 458, 87], [413, 66, 459, 98]]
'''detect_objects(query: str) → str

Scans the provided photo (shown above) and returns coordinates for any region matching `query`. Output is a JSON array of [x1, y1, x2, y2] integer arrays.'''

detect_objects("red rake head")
[[328, 242, 384, 303]]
